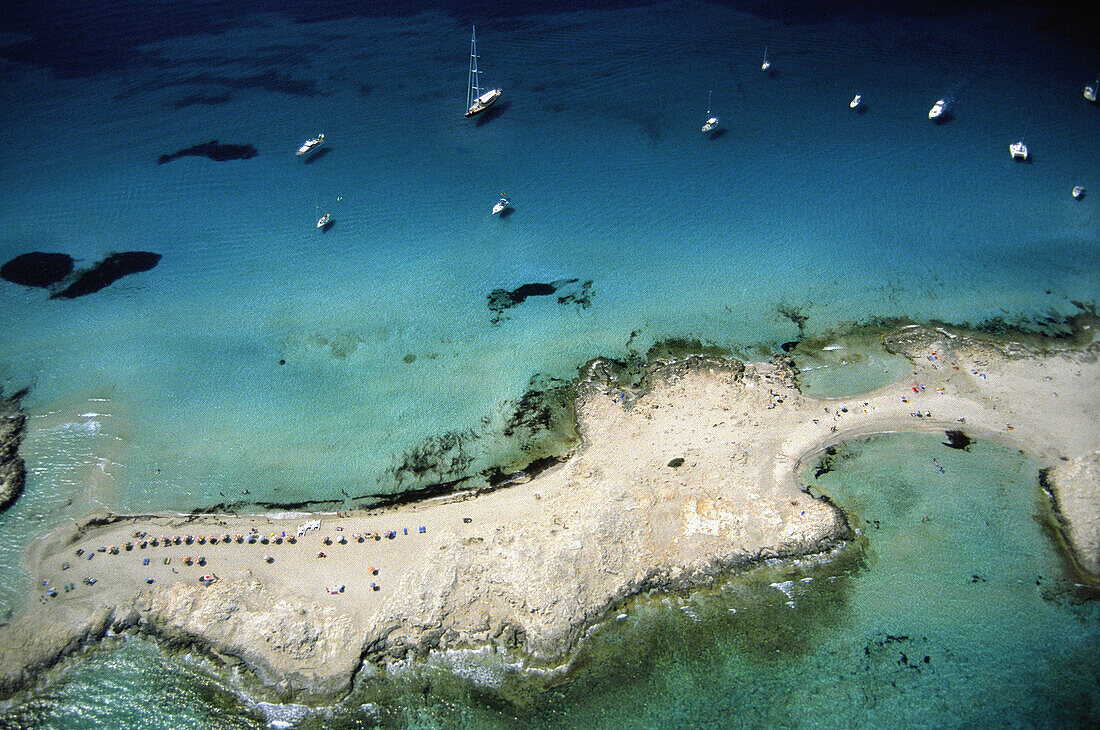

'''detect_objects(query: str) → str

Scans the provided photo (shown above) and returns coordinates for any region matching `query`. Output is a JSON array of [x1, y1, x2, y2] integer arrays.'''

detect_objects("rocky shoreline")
[[0, 388, 27, 513], [0, 325, 1097, 704]]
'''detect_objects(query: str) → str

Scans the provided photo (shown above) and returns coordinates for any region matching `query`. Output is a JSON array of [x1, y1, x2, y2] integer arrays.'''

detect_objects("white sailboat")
[[317, 212, 332, 229], [849, 94, 862, 110], [761, 45, 771, 72], [701, 91, 719, 134], [465, 26, 501, 118]]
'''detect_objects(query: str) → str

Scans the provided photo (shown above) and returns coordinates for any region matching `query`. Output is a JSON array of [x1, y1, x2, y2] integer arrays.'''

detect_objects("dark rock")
[[667, 457, 685, 468], [1, 252, 74, 288], [0, 414, 27, 512], [51, 252, 161, 299], [157, 140, 258, 164]]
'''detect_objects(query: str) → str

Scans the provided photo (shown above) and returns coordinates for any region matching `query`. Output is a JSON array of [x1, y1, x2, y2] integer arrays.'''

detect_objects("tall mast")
[[467, 26, 480, 110]]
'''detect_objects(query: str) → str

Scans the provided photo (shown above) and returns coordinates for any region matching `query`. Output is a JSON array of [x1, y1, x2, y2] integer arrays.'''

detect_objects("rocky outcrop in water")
[[0, 415, 27, 513], [0, 388, 27, 513]]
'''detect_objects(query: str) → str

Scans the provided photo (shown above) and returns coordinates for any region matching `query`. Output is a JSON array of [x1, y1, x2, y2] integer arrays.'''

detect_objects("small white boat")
[[849, 94, 862, 110], [1085, 83, 1097, 102], [928, 99, 946, 121], [1073, 185, 1086, 200], [296, 133, 324, 157], [317, 212, 332, 229], [761, 45, 771, 72], [1009, 140, 1028, 160], [492, 195, 510, 215], [465, 26, 502, 118]]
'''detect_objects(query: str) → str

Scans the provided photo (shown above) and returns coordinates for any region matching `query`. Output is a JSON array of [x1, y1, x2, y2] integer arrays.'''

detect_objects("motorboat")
[[492, 195, 510, 215], [1073, 186, 1086, 200], [1009, 141, 1028, 160], [850, 94, 862, 110], [296, 133, 324, 157], [317, 212, 332, 229], [928, 99, 946, 121], [1085, 83, 1097, 102], [465, 26, 502, 118]]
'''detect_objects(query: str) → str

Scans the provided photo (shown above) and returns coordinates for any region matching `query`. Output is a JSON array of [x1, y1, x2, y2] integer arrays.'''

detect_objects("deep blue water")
[[1, 0, 1098, 726]]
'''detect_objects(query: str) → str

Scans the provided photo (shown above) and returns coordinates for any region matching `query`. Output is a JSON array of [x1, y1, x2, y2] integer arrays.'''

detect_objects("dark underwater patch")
[[158, 140, 257, 164], [942, 430, 971, 451], [170, 93, 233, 109], [1, 252, 74, 288], [51, 252, 162, 299], [487, 278, 593, 325]]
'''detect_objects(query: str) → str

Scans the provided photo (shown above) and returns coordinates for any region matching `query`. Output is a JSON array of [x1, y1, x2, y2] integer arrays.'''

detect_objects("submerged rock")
[[157, 140, 258, 164], [2, 251, 161, 298], [0, 252, 74, 288], [487, 278, 593, 325], [51, 252, 162, 299]]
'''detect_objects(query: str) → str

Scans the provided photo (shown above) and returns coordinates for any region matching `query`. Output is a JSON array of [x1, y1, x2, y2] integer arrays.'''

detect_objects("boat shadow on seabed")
[[475, 101, 510, 126]]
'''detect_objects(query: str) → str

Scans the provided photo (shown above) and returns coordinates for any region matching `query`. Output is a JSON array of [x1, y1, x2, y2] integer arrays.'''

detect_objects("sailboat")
[[465, 25, 502, 118], [1085, 80, 1098, 103], [701, 91, 719, 134], [761, 45, 771, 73]]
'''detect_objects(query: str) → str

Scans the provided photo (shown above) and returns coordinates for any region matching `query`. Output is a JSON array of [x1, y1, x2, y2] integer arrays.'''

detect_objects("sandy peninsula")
[[0, 324, 1096, 702]]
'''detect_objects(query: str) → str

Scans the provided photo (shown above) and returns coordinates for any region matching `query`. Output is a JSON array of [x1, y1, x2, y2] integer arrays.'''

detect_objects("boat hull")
[[296, 135, 324, 157], [465, 88, 502, 117]]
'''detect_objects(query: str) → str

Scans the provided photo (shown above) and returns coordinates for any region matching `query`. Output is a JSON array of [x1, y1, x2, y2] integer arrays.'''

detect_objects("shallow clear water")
[[1, 0, 1098, 726]]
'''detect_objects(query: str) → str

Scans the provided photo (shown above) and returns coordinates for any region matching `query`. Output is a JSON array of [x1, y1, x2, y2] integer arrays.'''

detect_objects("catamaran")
[[465, 26, 501, 118], [296, 133, 324, 157]]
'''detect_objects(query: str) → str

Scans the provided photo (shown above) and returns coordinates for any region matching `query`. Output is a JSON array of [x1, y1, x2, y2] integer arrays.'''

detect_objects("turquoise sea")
[[1, 0, 1098, 726]]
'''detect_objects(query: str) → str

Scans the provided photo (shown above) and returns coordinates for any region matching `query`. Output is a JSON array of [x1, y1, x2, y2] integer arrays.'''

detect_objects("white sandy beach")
[[0, 324, 1096, 701]]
